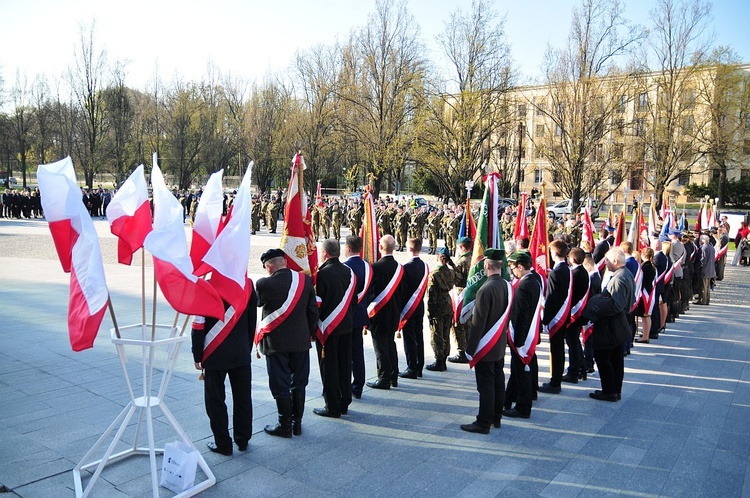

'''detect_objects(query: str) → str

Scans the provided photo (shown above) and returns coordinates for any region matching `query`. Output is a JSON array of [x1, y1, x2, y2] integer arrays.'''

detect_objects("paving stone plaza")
[[1, 218, 749, 497]]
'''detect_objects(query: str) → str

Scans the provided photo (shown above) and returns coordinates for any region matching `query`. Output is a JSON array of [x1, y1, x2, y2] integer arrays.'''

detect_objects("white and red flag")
[[144, 155, 224, 320], [106, 164, 152, 265], [38, 156, 109, 351], [614, 208, 627, 247], [189, 169, 224, 271], [581, 200, 596, 248], [281, 153, 318, 283], [513, 192, 529, 240], [529, 194, 549, 281]]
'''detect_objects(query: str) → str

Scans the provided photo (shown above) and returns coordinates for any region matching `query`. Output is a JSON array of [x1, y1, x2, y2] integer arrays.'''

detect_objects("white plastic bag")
[[160, 441, 199, 493]]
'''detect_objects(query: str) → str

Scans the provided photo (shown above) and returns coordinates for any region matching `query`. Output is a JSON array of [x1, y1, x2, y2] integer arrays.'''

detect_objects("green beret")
[[507, 250, 531, 266], [483, 248, 504, 261], [437, 247, 451, 257], [457, 236, 472, 245]]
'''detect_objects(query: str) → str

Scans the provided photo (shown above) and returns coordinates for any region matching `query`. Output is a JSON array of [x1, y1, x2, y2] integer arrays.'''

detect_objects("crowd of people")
[[1, 187, 43, 219], [189, 195, 746, 453]]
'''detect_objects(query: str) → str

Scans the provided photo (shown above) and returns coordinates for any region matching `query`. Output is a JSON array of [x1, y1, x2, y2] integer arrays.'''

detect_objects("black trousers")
[[316, 333, 352, 416], [593, 346, 624, 396], [265, 350, 310, 399], [563, 325, 583, 376], [370, 327, 398, 382], [351, 324, 366, 396], [401, 312, 424, 374], [474, 360, 505, 428], [548, 329, 565, 386], [204, 365, 253, 451], [505, 354, 533, 415]]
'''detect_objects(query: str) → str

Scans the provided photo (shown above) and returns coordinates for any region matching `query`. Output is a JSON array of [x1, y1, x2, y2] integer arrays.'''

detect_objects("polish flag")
[[281, 153, 318, 283], [614, 208, 627, 247], [513, 192, 529, 240], [144, 155, 224, 320], [106, 164, 152, 265], [581, 200, 596, 248], [37, 156, 109, 351], [190, 169, 224, 271]]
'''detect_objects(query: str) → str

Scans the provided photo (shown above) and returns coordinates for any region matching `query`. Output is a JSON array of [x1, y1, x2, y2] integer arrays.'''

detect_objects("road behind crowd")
[[1, 218, 749, 497]]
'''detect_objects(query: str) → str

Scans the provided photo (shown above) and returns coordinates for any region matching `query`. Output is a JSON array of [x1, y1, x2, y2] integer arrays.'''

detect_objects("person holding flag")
[[312, 239, 357, 419], [256, 248, 319, 438], [448, 237, 473, 364], [503, 250, 543, 419], [461, 249, 513, 434], [397, 238, 430, 379]]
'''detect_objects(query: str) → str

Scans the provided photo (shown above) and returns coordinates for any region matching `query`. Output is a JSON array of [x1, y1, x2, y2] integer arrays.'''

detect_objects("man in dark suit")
[[399, 237, 429, 379], [366, 234, 404, 390], [256, 249, 319, 438], [696, 234, 716, 305], [192, 285, 257, 455], [461, 248, 511, 434], [313, 239, 356, 418], [539, 240, 572, 394], [592, 225, 616, 271], [562, 247, 589, 383], [343, 236, 370, 399], [651, 236, 669, 338], [504, 250, 543, 419]]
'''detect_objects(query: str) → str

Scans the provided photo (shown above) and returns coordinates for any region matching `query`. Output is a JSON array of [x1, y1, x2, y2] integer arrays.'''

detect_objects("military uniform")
[[426, 262, 455, 370], [427, 211, 442, 254], [394, 208, 410, 251], [321, 204, 331, 239], [348, 204, 363, 236], [312, 205, 322, 241], [448, 249, 472, 362], [266, 199, 279, 233], [251, 198, 261, 234], [331, 203, 342, 240]]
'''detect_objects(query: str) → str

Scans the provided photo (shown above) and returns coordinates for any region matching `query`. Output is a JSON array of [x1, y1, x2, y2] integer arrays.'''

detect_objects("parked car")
[[547, 198, 599, 220]]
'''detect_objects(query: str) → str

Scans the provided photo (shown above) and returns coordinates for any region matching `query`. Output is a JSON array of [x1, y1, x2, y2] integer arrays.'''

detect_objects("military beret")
[[260, 248, 285, 266], [436, 247, 451, 257], [604, 225, 616, 232], [484, 248, 505, 261], [507, 250, 531, 266], [658, 234, 669, 242], [457, 236, 472, 245]]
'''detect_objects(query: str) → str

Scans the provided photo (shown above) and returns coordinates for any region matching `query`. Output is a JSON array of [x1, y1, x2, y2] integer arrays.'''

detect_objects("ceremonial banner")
[[529, 193, 549, 281], [189, 169, 224, 271], [38, 156, 109, 351], [581, 199, 596, 248], [614, 208, 627, 247], [627, 207, 640, 250], [458, 197, 477, 245], [281, 153, 318, 283], [360, 186, 379, 264], [106, 164, 152, 265], [513, 192, 529, 240], [460, 172, 507, 324], [144, 157, 224, 320]]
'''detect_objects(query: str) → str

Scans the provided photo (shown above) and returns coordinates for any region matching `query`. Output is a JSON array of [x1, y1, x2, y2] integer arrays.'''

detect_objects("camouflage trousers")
[[451, 320, 469, 354], [429, 312, 453, 362]]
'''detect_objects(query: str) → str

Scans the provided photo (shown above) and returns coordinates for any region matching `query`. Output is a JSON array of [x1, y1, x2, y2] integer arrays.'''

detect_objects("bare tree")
[[31, 75, 54, 165], [533, 0, 644, 214], [69, 21, 109, 188], [246, 76, 289, 194], [162, 80, 205, 190], [222, 74, 251, 177], [636, 0, 713, 209], [337, 0, 425, 197], [10, 71, 33, 188], [103, 61, 136, 185], [416, 0, 514, 203], [693, 47, 750, 208]]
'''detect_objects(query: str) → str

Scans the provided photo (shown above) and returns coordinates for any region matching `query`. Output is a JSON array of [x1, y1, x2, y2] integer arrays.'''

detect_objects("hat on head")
[[484, 248, 505, 261], [507, 250, 531, 266], [457, 236, 472, 245], [260, 248, 285, 267], [604, 225, 616, 232], [437, 247, 451, 257]]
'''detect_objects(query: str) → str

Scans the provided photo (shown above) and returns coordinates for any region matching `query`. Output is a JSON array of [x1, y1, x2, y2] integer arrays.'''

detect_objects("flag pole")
[[151, 267, 158, 342], [141, 248, 146, 327], [108, 298, 121, 339]]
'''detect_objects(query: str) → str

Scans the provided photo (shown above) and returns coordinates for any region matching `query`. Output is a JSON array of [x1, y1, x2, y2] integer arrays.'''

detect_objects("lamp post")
[[516, 121, 524, 201]]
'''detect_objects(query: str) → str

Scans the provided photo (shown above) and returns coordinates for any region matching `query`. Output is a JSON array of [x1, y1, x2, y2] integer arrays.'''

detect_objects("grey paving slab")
[[1, 219, 750, 496]]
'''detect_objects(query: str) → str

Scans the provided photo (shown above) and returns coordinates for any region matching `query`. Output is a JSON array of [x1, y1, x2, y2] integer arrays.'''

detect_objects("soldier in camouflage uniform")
[[259, 196, 269, 227], [394, 205, 410, 251], [425, 247, 456, 372], [321, 200, 331, 239], [311, 202, 321, 241], [251, 195, 261, 234], [501, 212, 515, 243], [427, 209, 443, 254], [266, 195, 279, 233], [447, 237, 473, 364], [377, 204, 393, 237], [442, 211, 455, 255], [348, 201, 363, 236], [409, 207, 428, 241], [331, 200, 342, 240]]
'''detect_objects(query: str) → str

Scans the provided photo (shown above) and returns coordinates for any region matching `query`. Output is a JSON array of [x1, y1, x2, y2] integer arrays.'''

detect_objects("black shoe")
[[391, 377, 398, 388], [207, 442, 233, 456], [417, 371, 423, 378], [398, 369, 418, 379], [635, 339, 649, 344], [264, 423, 293, 438], [502, 408, 531, 419], [538, 383, 561, 394], [340, 405, 349, 415], [265, 398, 293, 438], [366, 379, 391, 390], [352, 391, 362, 399], [313, 407, 341, 418], [425, 361, 447, 372], [561, 373, 579, 384], [236, 441, 248, 452], [651, 332, 659, 339], [460, 422, 490, 434], [589, 391, 618, 402], [492, 418, 502, 429], [587, 367, 595, 374], [579, 372, 587, 381], [447, 353, 468, 364]]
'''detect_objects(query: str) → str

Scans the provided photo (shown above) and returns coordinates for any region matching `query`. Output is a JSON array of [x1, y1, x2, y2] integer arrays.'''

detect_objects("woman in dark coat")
[[634, 247, 657, 343]]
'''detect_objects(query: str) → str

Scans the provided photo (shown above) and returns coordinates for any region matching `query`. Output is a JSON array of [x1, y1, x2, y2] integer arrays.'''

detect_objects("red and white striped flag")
[[106, 164, 152, 265], [38, 156, 109, 351], [281, 153, 318, 283], [144, 155, 224, 320], [190, 169, 224, 271]]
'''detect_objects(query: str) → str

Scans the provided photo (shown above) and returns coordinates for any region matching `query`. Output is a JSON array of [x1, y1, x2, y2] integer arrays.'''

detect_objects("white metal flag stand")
[[73, 323, 216, 497]]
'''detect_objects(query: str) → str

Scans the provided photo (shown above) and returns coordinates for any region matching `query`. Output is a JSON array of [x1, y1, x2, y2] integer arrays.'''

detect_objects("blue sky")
[[1, 0, 748, 90]]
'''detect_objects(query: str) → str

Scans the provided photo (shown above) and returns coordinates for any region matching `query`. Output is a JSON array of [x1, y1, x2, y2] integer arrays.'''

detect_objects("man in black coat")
[[399, 237, 429, 379], [192, 285, 257, 455], [461, 248, 511, 434], [504, 250, 543, 419], [366, 234, 404, 390], [313, 239, 356, 418], [539, 240, 572, 394], [256, 249, 319, 438], [343, 236, 371, 399], [592, 225, 616, 270], [562, 247, 590, 383]]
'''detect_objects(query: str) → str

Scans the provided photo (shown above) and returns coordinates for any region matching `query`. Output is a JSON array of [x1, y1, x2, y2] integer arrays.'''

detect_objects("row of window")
[[517, 91, 697, 118], [520, 168, 750, 190]]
